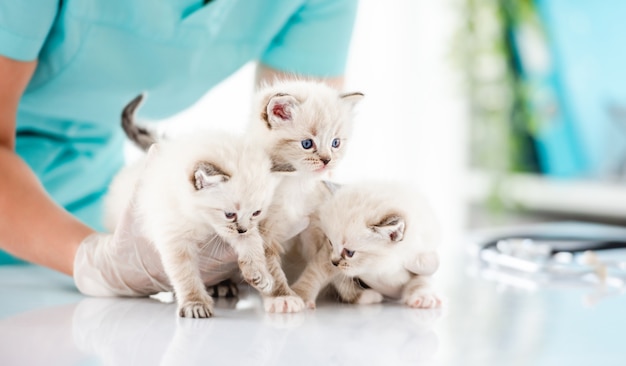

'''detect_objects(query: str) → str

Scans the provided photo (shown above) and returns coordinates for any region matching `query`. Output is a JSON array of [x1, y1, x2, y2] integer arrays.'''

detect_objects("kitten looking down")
[[291, 181, 443, 309], [104, 94, 290, 318]]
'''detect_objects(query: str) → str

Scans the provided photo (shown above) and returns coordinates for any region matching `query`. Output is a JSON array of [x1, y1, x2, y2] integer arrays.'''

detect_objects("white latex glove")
[[75, 229, 240, 299], [73, 163, 239, 298], [74, 204, 240, 297]]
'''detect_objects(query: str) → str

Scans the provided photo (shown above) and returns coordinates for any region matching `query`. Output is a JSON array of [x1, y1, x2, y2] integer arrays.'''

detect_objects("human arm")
[[0, 55, 94, 275], [254, 0, 359, 90]]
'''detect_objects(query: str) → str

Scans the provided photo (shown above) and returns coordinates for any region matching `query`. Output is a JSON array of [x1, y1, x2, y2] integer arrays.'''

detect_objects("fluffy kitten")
[[290, 181, 443, 309], [105, 95, 288, 318], [247, 80, 364, 312]]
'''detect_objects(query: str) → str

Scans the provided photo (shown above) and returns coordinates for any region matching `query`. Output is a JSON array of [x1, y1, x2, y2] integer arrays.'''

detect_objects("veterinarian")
[[0, 0, 358, 291]]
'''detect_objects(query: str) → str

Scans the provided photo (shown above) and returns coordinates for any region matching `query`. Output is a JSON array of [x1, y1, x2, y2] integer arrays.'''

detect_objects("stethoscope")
[[467, 222, 626, 291]]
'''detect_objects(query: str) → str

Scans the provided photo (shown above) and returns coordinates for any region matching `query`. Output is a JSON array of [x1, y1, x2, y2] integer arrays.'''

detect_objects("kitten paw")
[[206, 279, 239, 298], [178, 299, 214, 318], [404, 291, 442, 309], [245, 270, 274, 295], [240, 264, 274, 295], [356, 289, 384, 305], [264, 296, 306, 313]]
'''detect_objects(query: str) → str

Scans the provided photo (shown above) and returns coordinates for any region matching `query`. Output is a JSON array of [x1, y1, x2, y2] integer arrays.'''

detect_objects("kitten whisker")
[[207, 235, 227, 259], [198, 235, 215, 253]]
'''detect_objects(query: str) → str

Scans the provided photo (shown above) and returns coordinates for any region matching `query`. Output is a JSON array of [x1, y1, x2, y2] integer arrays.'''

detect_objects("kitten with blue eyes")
[[104, 95, 291, 318], [290, 181, 443, 309], [247, 79, 364, 313]]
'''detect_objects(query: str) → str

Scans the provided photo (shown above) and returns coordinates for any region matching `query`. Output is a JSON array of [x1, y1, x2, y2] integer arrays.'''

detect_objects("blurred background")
[[461, 0, 626, 224]]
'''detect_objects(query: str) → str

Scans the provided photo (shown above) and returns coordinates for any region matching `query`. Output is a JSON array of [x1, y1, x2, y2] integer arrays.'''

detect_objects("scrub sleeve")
[[0, 0, 358, 264]]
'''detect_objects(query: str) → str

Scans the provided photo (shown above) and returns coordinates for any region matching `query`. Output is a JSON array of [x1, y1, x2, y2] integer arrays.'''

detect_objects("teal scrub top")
[[0, 0, 358, 263]]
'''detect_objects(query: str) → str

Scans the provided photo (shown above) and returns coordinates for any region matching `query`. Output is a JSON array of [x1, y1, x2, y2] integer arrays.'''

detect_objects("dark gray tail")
[[121, 94, 156, 151]]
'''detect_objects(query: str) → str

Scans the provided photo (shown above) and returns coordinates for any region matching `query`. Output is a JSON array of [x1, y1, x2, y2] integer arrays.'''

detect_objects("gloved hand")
[[73, 159, 240, 298], [74, 207, 240, 297]]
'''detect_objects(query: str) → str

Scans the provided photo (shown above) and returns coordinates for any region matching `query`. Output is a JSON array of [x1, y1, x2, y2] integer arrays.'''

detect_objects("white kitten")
[[291, 181, 443, 309], [247, 79, 364, 312], [105, 95, 289, 318]]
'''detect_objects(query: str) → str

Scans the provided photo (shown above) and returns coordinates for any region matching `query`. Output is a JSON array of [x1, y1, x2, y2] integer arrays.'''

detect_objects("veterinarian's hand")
[[73, 213, 168, 297], [73, 200, 240, 297], [73, 149, 239, 297]]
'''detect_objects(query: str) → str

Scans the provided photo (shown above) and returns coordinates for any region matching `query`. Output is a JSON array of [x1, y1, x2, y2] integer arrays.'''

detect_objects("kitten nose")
[[237, 226, 248, 234], [321, 157, 331, 166], [331, 259, 341, 267]]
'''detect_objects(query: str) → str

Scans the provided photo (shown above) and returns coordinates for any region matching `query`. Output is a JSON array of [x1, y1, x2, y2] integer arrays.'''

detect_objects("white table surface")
[[1, 238, 624, 366]]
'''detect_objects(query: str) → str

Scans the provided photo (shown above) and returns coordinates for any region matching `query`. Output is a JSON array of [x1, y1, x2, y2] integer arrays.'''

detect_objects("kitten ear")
[[340, 92, 364, 108], [265, 93, 298, 128], [371, 214, 405, 242], [192, 161, 230, 190]]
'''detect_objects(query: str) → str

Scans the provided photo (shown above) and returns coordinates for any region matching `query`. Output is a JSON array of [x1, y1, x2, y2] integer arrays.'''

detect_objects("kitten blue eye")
[[301, 139, 314, 149], [331, 138, 341, 148], [225, 212, 236, 220], [343, 248, 355, 258], [252, 210, 262, 217]]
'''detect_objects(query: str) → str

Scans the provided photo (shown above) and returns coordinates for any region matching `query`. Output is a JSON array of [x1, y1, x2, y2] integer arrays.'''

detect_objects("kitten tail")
[[121, 93, 157, 152]]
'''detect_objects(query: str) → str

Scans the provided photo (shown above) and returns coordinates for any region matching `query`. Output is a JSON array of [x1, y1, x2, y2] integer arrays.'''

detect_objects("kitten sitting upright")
[[104, 94, 291, 318], [247, 79, 364, 313], [291, 181, 443, 309]]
